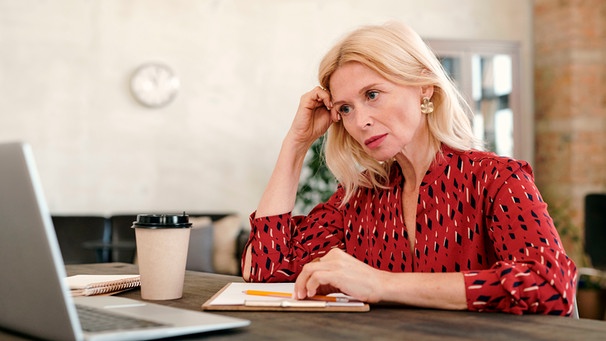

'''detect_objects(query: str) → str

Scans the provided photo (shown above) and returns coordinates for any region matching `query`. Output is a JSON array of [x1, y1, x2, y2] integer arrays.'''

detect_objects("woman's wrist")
[[378, 272, 467, 310], [254, 135, 310, 218], [283, 130, 317, 156]]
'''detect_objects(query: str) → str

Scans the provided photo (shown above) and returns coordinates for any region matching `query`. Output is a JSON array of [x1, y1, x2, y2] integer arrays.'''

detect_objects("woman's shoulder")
[[441, 145, 533, 178]]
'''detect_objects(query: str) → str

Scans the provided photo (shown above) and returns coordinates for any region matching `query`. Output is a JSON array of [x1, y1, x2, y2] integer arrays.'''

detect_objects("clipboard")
[[202, 282, 370, 312]]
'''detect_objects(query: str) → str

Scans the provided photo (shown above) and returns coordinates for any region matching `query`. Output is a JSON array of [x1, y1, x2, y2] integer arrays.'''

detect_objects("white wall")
[[0, 0, 533, 218]]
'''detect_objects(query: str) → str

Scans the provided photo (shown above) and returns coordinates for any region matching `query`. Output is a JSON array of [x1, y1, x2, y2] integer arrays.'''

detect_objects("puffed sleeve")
[[242, 188, 346, 282], [463, 161, 577, 315]]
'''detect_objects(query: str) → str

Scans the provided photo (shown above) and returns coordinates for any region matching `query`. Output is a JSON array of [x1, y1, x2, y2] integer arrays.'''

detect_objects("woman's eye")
[[338, 105, 352, 115], [367, 90, 379, 100]]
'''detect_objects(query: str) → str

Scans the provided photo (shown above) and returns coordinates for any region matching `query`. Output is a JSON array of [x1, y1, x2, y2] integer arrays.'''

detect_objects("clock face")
[[130, 63, 180, 108]]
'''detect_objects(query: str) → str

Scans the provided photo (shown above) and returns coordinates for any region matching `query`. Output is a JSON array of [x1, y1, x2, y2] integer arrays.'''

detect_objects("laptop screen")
[[0, 141, 82, 340]]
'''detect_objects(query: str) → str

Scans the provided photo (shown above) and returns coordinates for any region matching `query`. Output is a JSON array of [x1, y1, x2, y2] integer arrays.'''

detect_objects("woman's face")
[[329, 62, 431, 162]]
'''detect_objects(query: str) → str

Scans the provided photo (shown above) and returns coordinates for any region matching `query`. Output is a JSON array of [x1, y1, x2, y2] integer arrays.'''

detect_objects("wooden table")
[[3, 263, 606, 340]]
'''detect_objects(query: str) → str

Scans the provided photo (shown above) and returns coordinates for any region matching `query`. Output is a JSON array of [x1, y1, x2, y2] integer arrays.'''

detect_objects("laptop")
[[0, 141, 250, 341]]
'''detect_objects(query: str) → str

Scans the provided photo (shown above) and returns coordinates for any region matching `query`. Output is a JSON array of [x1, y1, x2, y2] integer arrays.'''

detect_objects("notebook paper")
[[207, 282, 365, 308], [66, 274, 140, 296]]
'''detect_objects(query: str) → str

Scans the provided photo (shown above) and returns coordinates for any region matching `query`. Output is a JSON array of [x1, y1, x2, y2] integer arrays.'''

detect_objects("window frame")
[[426, 39, 526, 161]]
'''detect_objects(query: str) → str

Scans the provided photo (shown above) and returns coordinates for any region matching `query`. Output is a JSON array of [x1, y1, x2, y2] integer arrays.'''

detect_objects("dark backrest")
[[108, 215, 138, 263], [585, 194, 606, 269], [51, 215, 110, 264]]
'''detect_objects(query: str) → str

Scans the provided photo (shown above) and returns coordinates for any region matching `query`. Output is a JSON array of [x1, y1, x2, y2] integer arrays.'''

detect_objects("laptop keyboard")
[[76, 304, 168, 332]]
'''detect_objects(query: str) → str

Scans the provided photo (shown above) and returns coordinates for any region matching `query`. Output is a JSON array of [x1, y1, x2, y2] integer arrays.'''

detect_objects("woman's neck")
[[394, 139, 437, 192]]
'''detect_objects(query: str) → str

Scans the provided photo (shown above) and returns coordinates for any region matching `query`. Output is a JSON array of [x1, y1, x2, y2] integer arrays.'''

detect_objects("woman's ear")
[[421, 85, 434, 99]]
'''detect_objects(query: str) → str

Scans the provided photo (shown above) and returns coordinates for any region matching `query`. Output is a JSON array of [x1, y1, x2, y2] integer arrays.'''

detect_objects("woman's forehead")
[[329, 63, 385, 93]]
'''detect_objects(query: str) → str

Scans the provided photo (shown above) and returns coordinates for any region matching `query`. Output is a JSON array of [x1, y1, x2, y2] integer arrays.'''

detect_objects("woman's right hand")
[[286, 86, 339, 148]]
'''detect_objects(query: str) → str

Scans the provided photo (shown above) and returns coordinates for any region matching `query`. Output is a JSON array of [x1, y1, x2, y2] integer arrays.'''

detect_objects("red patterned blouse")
[[243, 145, 577, 315]]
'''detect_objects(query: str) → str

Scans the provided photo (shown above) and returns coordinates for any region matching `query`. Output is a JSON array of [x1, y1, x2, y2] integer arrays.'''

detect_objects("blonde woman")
[[242, 21, 576, 315]]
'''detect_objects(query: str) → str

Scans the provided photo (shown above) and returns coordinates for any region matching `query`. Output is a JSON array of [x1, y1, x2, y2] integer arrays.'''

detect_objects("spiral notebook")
[[66, 274, 141, 296]]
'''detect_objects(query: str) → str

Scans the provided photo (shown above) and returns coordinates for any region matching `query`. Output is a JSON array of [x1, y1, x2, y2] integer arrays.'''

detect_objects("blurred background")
[[0, 0, 536, 217], [1, 0, 605, 317]]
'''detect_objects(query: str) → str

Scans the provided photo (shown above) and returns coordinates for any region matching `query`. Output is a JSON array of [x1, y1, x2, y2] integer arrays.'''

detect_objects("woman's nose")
[[355, 109, 373, 128]]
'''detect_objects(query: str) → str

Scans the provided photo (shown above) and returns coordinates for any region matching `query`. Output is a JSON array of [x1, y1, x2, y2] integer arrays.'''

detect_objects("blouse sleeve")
[[462, 161, 577, 315], [242, 188, 346, 282]]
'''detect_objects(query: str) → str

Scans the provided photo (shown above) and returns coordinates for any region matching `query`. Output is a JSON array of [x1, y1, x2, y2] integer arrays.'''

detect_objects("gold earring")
[[420, 97, 434, 114]]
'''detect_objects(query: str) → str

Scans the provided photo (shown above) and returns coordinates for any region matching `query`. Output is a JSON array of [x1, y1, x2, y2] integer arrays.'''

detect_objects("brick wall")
[[534, 0, 606, 264]]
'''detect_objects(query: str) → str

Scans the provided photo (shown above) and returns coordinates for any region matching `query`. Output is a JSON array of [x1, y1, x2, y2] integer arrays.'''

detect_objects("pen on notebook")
[[243, 290, 352, 303]]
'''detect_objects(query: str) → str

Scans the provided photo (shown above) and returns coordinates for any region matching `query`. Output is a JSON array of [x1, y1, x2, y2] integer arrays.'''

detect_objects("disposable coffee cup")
[[133, 213, 192, 300]]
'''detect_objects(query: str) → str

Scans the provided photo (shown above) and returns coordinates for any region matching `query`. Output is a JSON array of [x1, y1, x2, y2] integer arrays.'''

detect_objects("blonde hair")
[[318, 21, 478, 204]]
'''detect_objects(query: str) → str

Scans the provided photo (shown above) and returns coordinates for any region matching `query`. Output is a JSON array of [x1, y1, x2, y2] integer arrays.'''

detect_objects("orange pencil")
[[243, 290, 351, 303]]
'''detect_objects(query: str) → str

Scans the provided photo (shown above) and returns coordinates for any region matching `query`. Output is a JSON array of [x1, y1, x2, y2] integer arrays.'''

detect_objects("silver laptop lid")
[[0, 141, 82, 340]]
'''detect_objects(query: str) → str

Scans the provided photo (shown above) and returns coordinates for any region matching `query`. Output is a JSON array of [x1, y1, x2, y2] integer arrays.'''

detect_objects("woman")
[[242, 21, 577, 315]]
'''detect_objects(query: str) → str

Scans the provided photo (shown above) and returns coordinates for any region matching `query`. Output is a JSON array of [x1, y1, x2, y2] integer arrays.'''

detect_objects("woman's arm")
[[461, 159, 577, 315], [242, 197, 346, 282], [256, 86, 334, 218], [254, 138, 308, 219], [242, 140, 305, 281], [294, 248, 467, 310], [243, 87, 336, 280]]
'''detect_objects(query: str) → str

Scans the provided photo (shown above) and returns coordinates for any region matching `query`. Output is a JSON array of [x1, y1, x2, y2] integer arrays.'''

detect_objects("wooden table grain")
[[3, 262, 606, 340]]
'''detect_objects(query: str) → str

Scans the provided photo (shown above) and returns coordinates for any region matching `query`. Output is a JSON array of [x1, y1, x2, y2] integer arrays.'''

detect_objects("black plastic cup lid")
[[132, 213, 192, 229]]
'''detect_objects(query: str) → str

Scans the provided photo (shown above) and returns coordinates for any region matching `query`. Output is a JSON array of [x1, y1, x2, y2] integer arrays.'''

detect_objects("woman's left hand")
[[293, 248, 384, 303]]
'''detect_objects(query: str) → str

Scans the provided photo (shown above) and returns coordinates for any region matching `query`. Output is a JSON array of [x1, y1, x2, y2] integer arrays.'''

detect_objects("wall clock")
[[130, 63, 180, 108]]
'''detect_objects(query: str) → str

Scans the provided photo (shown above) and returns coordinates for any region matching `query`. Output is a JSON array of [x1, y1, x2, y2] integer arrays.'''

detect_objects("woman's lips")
[[364, 134, 387, 149]]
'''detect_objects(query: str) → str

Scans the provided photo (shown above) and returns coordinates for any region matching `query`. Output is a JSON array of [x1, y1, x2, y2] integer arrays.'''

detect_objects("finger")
[[304, 258, 324, 297], [313, 88, 339, 123], [302, 95, 329, 114], [294, 264, 313, 299], [304, 269, 336, 298], [315, 86, 333, 111], [294, 258, 322, 299]]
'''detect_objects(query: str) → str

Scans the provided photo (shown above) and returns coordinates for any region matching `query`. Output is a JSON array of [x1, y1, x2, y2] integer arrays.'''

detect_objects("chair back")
[[51, 215, 110, 264], [585, 194, 606, 270], [109, 215, 138, 263]]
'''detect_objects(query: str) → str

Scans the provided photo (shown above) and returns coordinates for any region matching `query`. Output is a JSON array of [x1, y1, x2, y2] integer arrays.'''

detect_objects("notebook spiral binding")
[[80, 277, 140, 296]]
